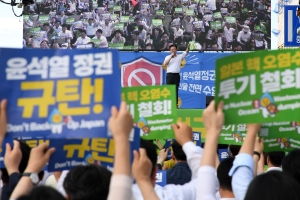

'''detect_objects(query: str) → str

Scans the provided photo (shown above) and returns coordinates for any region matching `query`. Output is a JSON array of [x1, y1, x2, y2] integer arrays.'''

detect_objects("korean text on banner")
[[0, 48, 120, 138], [48, 128, 140, 172], [122, 85, 177, 140], [215, 49, 300, 125]]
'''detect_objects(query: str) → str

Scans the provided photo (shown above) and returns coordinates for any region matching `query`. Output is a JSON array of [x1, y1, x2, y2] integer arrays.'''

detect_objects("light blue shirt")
[[229, 153, 254, 200]]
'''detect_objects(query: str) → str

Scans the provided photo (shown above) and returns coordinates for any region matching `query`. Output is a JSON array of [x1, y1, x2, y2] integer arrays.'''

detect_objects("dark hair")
[[1, 140, 31, 183], [282, 149, 300, 185], [63, 165, 112, 200], [217, 157, 234, 191], [244, 171, 300, 200], [80, 29, 87, 34], [132, 31, 140, 36], [140, 139, 157, 175], [267, 151, 285, 167], [17, 186, 66, 200], [114, 30, 122, 35], [43, 23, 50, 26], [96, 29, 103, 34], [169, 44, 177, 50], [138, 25, 144, 31], [228, 145, 241, 157], [171, 140, 186, 161], [62, 24, 68, 28]]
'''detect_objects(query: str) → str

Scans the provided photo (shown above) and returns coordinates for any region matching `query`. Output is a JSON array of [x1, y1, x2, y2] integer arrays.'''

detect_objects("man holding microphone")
[[163, 43, 190, 108]]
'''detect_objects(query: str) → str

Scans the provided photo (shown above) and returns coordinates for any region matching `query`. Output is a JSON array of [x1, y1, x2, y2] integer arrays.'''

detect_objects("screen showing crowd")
[[23, 0, 271, 51]]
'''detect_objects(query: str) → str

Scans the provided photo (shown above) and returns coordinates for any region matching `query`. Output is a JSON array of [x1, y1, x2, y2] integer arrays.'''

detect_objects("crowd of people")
[[22, 0, 271, 51], [1, 96, 300, 200]]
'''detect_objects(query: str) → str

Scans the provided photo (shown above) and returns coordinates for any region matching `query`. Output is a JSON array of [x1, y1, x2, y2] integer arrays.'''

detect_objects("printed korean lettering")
[[49, 56, 70, 78], [150, 88, 161, 100], [211, 86, 215, 96], [189, 84, 195, 93], [281, 69, 300, 89], [260, 71, 280, 92], [188, 72, 194, 80], [209, 70, 215, 80], [220, 65, 230, 80], [6, 57, 28, 80], [91, 138, 114, 163], [223, 125, 235, 131], [160, 88, 171, 98], [26, 139, 49, 148], [194, 84, 202, 94], [73, 53, 113, 77], [64, 139, 91, 158], [156, 172, 163, 183], [231, 61, 243, 76], [237, 124, 246, 131], [291, 51, 300, 65], [200, 70, 209, 80], [277, 52, 291, 68], [138, 102, 153, 117], [263, 55, 276, 69], [219, 75, 256, 99], [18, 81, 55, 118], [57, 78, 104, 115], [194, 71, 201, 80], [182, 72, 188, 80], [27, 57, 49, 79], [180, 83, 188, 91], [193, 133, 200, 141], [246, 57, 260, 71], [203, 86, 212, 95], [127, 91, 138, 102], [153, 100, 172, 115], [140, 90, 150, 100]]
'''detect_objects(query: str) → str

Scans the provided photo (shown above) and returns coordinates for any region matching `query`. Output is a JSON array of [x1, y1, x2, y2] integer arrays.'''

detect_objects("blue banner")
[[156, 170, 167, 187], [284, 6, 300, 47], [0, 48, 120, 138], [120, 52, 230, 109], [218, 149, 230, 162], [193, 132, 201, 147], [47, 128, 140, 172]]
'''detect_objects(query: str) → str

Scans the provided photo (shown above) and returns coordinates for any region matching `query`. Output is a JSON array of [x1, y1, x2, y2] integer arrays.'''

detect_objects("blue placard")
[[284, 5, 300, 47], [47, 128, 140, 172], [193, 132, 201, 146], [0, 48, 120, 138], [156, 170, 167, 186], [218, 148, 229, 162]]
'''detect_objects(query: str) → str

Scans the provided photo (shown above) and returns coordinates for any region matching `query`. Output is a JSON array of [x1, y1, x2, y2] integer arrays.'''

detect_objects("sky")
[[0, 2, 23, 48]]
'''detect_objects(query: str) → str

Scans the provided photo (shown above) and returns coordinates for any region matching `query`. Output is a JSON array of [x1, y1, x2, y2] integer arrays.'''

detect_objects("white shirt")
[[74, 36, 91, 45], [59, 30, 73, 39], [164, 52, 187, 73], [101, 23, 114, 37], [265, 167, 282, 172], [85, 23, 98, 36], [237, 31, 251, 43], [92, 35, 108, 48], [172, 28, 184, 38], [224, 26, 235, 42], [53, 26, 62, 34]]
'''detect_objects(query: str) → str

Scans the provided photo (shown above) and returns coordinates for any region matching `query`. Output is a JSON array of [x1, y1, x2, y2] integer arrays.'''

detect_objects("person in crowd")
[[130, 30, 146, 49], [166, 140, 191, 185], [72, 29, 91, 46], [111, 30, 126, 44], [93, 29, 108, 48], [265, 152, 285, 172]]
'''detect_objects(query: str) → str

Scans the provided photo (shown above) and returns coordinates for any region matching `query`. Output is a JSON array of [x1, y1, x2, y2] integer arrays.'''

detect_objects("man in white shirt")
[[83, 18, 98, 38], [223, 22, 235, 49], [59, 24, 73, 43], [237, 26, 251, 50], [265, 152, 285, 173], [72, 29, 91, 47], [163, 43, 190, 107], [92, 29, 108, 48], [53, 21, 62, 34], [172, 25, 184, 45]]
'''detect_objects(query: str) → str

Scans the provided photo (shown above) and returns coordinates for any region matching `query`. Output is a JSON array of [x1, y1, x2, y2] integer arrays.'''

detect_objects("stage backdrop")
[[119, 52, 233, 109]]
